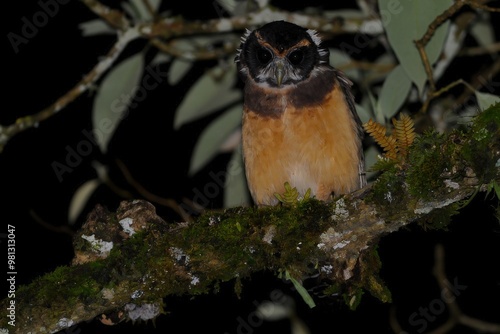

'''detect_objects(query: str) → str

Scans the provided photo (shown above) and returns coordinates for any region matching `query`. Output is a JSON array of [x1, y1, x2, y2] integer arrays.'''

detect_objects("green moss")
[[68, 278, 101, 302], [183, 199, 330, 280], [343, 287, 364, 310], [461, 103, 500, 182], [368, 165, 405, 210], [406, 131, 452, 200], [418, 202, 460, 230], [368, 103, 499, 207], [323, 283, 341, 297], [473, 102, 500, 129], [16, 262, 110, 313], [358, 246, 392, 304]]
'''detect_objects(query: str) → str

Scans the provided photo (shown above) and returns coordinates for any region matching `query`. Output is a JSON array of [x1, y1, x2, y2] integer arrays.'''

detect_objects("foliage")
[[274, 182, 311, 206], [363, 114, 416, 165]]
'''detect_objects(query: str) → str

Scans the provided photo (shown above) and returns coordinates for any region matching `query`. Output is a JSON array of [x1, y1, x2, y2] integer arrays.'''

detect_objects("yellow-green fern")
[[363, 113, 416, 166]]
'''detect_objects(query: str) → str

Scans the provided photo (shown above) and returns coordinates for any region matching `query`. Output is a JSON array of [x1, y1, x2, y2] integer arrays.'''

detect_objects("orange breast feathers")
[[242, 83, 363, 206]]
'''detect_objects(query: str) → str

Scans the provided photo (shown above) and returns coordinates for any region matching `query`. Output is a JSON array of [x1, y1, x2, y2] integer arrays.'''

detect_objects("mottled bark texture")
[[2, 104, 499, 333]]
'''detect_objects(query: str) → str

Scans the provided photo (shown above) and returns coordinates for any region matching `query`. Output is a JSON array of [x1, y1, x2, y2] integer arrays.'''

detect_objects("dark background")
[[2, 1, 500, 333]]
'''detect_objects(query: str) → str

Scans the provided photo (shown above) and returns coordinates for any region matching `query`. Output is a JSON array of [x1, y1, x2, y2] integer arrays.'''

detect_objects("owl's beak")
[[274, 60, 285, 87]]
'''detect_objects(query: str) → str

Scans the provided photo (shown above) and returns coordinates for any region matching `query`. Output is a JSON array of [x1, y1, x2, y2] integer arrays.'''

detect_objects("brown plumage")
[[236, 21, 365, 205]]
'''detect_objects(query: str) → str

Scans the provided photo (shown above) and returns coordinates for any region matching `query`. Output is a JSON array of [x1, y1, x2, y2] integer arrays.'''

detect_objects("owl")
[[235, 21, 366, 205]]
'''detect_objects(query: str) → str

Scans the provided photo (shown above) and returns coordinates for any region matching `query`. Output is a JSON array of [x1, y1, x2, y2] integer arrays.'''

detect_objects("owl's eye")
[[288, 50, 304, 65], [256, 48, 272, 65]]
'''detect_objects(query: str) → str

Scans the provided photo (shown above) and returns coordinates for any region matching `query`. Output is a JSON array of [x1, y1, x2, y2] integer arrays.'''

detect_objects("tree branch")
[[390, 244, 500, 333], [0, 27, 140, 152], [0, 0, 385, 152], [2, 104, 499, 334], [427, 245, 500, 333], [416, 0, 500, 114]]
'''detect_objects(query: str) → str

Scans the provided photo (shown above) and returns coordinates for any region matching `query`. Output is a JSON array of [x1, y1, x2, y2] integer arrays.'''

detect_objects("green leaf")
[[470, 14, 495, 49], [329, 48, 360, 81], [79, 19, 115, 37], [369, 53, 398, 85], [174, 65, 241, 129], [68, 179, 101, 224], [343, 288, 364, 310], [223, 146, 250, 208], [364, 145, 381, 179], [433, 24, 463, 81], [93, 53, 144, 153], [475, 91, 500, 111], [378, 0, 452, 96], [150, 53, 171, 66], [367, 89, 385, 124], [168, 59, 193, 85], [285, 271, 316, 308], [494, 182, 500, 199], [355, 103, 371, 124], [377, 65, 412, 119], [215, 0, 238, 15], [189, 104, 242, 175]]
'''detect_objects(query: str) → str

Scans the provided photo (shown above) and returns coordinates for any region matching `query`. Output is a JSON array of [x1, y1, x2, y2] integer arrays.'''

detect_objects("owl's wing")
[[334, 69, 367, 188]]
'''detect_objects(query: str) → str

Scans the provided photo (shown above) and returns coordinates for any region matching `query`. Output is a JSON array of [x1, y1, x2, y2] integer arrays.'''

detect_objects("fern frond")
[[274, 182, 311, 205], [392, 114, 416, 158], [363, 119, 398, 160]]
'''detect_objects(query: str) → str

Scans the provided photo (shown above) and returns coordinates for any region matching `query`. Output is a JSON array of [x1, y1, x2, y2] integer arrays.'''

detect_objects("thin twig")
[[29, 210, 75, 237], [416, 0, 500, 114], [432, 244, 461, 317], [415, 43, 438, 92], [426, 244, 500, 334], [80, 0, 130, 30], [3, 0, 497, 147], [0, 27, 140, 152], [454, 58, 500, 110], [149, 37, 240, 60], [421, 79, 470, 116], [141, 0, 159, 21], [115, 159, 192, 222], [415, 1, 466, 93], [1, 0, 380, 150], [466, 0, 500, 12], [391, 244, 500, 333], [459, 42, 500, 57]]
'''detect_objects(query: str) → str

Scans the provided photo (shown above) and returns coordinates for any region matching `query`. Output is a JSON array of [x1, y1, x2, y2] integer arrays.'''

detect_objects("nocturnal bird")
[[235, 21, 366, 205]]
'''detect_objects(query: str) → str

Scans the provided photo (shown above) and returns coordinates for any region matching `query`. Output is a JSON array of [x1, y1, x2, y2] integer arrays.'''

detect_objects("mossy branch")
[[2, 104, 499, 334]]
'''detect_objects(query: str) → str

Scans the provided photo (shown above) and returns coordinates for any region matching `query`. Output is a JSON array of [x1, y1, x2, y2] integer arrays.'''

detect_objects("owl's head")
[[235, 21, 329, 88]]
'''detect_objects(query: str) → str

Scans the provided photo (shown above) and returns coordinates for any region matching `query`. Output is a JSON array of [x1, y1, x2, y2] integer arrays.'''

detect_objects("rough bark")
[[2, 104, 499, 334]]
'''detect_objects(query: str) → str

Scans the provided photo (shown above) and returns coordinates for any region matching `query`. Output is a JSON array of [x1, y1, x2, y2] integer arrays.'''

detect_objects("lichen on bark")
[[1, 103, 499, 334]]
